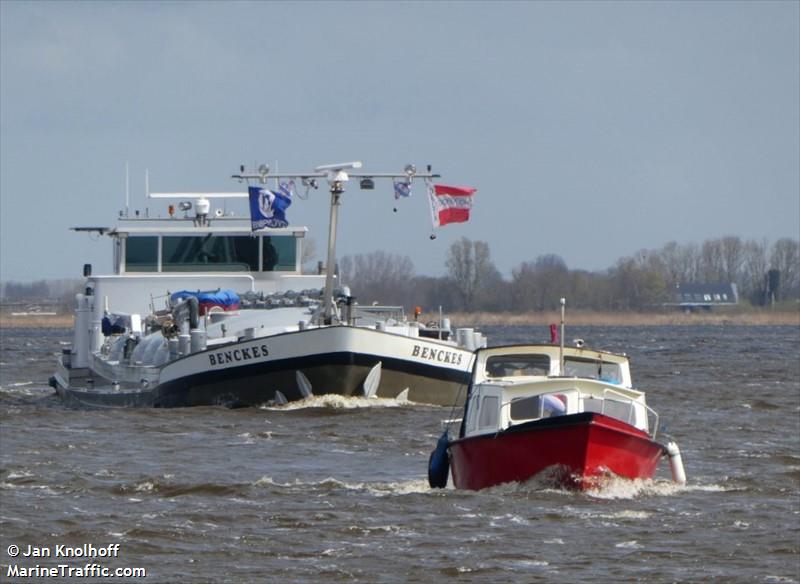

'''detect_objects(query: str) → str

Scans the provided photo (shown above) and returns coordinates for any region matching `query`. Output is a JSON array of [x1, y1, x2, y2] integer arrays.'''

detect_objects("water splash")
[[260, 394, 415, 411]]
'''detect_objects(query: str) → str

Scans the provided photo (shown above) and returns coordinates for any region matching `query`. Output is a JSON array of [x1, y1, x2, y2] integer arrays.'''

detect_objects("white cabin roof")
[[473, 344, 632, 387]]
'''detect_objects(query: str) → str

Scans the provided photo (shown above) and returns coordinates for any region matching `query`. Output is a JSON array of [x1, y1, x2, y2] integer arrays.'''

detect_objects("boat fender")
[[665, 441, 686, 485], [187, 296, 199, 330], [428, 430, 450, 489]]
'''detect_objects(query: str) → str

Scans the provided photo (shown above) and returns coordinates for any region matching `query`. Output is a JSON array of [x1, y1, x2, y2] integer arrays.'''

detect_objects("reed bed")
[[448, 309, 800, 327]]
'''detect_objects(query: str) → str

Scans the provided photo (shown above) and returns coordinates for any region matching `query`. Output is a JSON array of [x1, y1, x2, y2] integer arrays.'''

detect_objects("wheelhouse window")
[[262, 236, 297, 271], [485, 354, 550, 377], [563, 357, 622, 384], [121, 233, 299, 273], [125, 237, 158, 272], [162, 236, 259, 272]]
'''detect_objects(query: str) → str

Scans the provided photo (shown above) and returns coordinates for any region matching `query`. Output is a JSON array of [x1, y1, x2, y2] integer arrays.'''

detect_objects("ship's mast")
[[315, 162, 360, 323], [232, 161, 440, 325]]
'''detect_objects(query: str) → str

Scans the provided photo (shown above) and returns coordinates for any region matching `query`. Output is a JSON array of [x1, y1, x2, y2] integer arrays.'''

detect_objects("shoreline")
[[1, 309, 798, 330], [449, 309, 800, 327]]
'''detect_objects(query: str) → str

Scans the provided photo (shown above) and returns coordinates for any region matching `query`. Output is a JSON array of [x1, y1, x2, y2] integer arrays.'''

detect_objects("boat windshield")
[[485, 354, 550, 377], [509, 393, 567, 421], [563, 356, 622, 384], [124, 235, 297, 273]]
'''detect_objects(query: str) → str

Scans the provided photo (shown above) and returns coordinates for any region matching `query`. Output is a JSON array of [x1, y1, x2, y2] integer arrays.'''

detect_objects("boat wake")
[[583, 475, 688, 499], [254, 475, 432, 497], [260, 394, 415, 411], [480, 467, 730, 500]]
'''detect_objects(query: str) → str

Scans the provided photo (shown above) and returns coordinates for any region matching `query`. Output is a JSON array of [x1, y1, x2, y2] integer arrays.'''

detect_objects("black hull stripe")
[[153, 351, 469, 407], [166, 351, 467, 388]]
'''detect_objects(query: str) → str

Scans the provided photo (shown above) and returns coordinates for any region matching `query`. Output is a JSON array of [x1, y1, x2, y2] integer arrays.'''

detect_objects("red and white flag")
[[427, 183, 477, 228]]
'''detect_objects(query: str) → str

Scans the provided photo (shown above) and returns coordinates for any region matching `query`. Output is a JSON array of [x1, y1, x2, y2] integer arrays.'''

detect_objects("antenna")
[[125, 162, 130, 217], [314, 161, 363, 175], [560, 298, 566, 374], [230, 161, 441, 324]]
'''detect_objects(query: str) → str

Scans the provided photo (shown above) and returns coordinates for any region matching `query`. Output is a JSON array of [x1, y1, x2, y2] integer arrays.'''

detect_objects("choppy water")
[[1, 325, 798, 583]]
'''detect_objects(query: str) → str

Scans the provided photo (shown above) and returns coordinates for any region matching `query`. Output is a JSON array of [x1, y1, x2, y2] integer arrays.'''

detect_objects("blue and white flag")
[[278, 180, 295, 199], [393, 179, 412, 199], [249, 186, 291, 230]]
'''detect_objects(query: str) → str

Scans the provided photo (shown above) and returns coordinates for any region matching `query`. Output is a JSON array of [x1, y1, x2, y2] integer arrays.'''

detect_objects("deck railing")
[[500, 387, 660, 439]]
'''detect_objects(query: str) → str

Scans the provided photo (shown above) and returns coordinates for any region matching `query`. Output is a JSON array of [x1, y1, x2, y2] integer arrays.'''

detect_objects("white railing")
[[499, 387, 660, 439], [598, 387, 659, 439]]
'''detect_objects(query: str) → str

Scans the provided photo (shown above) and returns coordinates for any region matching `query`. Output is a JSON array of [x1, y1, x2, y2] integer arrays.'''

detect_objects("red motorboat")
[[428, 342, 686, 490]]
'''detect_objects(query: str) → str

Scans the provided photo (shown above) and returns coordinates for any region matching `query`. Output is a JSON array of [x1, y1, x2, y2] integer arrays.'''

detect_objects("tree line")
[[2, 235, 797, 313], [0, 279, 83, 306], [340, 236, 800, 313]]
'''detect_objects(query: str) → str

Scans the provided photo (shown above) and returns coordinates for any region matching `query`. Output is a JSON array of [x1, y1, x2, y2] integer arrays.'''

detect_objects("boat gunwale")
[[448, 411, 660, 448]]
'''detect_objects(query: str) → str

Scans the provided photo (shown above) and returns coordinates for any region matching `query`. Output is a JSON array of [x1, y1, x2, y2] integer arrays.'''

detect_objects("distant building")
[[670, 283, 739, 311]]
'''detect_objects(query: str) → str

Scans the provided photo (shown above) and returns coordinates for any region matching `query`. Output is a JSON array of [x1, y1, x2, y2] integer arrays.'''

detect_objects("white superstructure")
[[54, 162, 485, 408]]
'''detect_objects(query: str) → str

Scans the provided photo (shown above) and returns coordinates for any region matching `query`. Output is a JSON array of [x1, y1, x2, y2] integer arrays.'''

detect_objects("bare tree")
[[699, 239, 725, 283], [719, 236, 745, 284], [610, 255, 668, 310], [511, 254, 569, 311], [742, 239, 770, 304], [770, 238, 800, 300], [339, 251, 415, 306], [445, 238, 496, 311], [657, 241, 700, 285]]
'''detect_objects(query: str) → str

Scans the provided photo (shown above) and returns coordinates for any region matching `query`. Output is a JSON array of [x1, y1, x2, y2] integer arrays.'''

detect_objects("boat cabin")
[[477, 344, 632, 386], [460, 345, 658, 440], [75, 201, 326, 319]]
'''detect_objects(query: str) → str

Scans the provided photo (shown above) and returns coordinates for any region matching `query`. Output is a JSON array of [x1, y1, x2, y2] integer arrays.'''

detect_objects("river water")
[[1, 325, 798, 583]]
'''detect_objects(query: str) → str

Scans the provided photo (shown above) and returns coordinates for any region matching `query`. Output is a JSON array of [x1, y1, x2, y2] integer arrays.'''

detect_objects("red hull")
[[449, 413, 665, 490]]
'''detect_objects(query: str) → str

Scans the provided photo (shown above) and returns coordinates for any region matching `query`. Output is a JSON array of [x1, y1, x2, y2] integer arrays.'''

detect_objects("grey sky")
[[1, 1, 798, 282]]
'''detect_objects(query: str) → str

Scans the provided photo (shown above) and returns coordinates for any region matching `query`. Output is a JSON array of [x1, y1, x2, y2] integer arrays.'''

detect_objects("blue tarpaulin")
[[170, 289, 240, 310]]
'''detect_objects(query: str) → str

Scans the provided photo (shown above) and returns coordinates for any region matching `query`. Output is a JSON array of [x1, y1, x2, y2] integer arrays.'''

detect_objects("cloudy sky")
[[1, 1, 798, 282]]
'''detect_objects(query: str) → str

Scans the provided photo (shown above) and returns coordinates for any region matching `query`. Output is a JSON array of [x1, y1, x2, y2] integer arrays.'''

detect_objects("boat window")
[[478, 395, 499, 429], [603, 399, 634, 424], [162, 236, 259, 272], [582, 396, 634, 425], [510, 394, 567, 421], [125, 236, 158, 272], [563, 357, 621, 384], [510, 396, 541, 420], [485, 354, 550, 377], [262, 236, 297, 271]]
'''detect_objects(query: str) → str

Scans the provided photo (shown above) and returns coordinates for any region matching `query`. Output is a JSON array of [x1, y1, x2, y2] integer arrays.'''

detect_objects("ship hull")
[[448, 412, 665, 490], [53, 326, 473, 408]]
